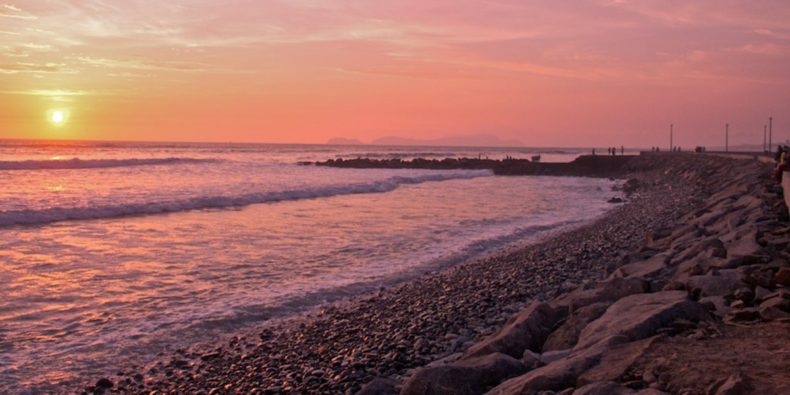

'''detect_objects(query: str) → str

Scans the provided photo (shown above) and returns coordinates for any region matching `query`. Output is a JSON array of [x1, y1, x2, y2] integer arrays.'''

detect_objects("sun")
[[51, 111, 65, 124]]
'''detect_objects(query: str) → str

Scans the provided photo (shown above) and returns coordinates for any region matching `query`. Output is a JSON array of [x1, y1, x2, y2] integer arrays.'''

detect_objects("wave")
[[0, 157, 219, 171], [0, 170, 492, 226]]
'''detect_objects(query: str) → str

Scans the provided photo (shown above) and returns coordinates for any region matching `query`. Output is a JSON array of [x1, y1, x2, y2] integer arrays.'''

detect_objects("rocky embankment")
[[305, 155, 637, 177], [397, 155, 790, 395], [85, 154, 789, 395]]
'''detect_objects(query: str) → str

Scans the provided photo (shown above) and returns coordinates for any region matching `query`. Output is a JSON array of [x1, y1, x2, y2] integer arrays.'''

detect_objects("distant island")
[[327, 133, 525, 148], [326, 138, 364, 145]]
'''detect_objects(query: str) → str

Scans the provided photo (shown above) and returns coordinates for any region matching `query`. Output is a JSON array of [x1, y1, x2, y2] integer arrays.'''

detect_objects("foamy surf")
[[0, 170, 492, 226], [0, 157, 219, 171]]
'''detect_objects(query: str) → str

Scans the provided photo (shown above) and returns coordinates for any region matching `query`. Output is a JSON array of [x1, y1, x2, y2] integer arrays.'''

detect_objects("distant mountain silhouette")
[[326, 138, 364, 145], [371, 134, 524, 147]]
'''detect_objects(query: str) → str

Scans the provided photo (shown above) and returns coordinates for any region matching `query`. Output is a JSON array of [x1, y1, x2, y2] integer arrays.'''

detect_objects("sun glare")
[[51, 111, 65, 124]]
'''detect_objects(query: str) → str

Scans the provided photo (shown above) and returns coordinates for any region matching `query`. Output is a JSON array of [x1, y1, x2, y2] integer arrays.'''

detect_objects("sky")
[[1, 0, 789, 147]]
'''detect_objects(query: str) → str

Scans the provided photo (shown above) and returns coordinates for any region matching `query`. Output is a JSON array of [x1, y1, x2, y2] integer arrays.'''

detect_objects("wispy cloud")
[[0, 3, 36, 19], [74, 56, 209, 72], [0, 62, 76, 74]]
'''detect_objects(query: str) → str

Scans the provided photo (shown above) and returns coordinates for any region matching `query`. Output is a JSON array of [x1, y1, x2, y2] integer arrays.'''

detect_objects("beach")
[[85, 153, 790, 394]]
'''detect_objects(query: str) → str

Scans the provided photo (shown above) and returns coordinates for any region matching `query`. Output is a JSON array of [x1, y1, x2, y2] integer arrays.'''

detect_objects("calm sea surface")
[[0, 141, 616, 392]]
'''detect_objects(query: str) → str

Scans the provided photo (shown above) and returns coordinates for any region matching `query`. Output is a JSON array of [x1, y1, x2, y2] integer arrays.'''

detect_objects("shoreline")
[[89, 155, 709, 394]]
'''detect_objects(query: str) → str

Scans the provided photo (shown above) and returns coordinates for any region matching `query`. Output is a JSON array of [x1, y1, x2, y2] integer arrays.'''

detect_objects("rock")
[[775, 268, 790, 286], [576, 291, 709, 350], [732, 287, 754, 304], [726, 232, 762, 260], [753, 286, 771, 302], [758, 297, 790, 320], [705, 373, 754, 395], [739, 265, 775, 289], [521, 350, 544, 370], [358, 378, 398, 395], [723, 308, 762, 324], [95, 378, 113, 389], [488, 292, 708, 395], [635, 390, 669, 395], [685, 270, 747, 298], [543, 303, 610, 351], [540, 349, 571, 365], [554, 277, 649, 313], [577, 336, 660, 385], [464, 302, 566, 359], [572, 381, 635, 395], [401, 352, 527, 395], [699, 296, 729, 316], [608, 197, 624, 204], [610, 254, 670, 280]]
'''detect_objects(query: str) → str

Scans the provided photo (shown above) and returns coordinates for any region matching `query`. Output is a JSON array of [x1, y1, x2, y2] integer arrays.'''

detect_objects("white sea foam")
[[0, 157, 218, 171], [0, 170, 492, 226]]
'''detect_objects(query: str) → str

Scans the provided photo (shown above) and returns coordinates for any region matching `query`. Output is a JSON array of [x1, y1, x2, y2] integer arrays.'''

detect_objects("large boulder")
[[543, 303, 610, 351], [685, 270, 748, 298], [577, 336, 660, 385], [464, 302, 566, 359], [576, 291, 709, 349], [358, 378, 399, 395], [554, 277, 649, 313], [610, 253, 670, 280], [401, 353, 527, 395], [488, 292, 709, 394]]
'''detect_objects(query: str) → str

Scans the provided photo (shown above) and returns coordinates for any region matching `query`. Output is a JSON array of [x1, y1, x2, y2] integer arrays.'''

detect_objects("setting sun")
[[50, 110, 65, 125]]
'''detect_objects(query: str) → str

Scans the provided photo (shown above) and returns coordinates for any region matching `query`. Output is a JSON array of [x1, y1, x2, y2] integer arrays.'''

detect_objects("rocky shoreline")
[[85, 154, 789, 394]]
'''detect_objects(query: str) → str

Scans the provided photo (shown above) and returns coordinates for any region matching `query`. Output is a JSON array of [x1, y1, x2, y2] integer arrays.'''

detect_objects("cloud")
[[0, 3, 36, 19], [0, 62, 76, 74], [74, 56, 209, 72]]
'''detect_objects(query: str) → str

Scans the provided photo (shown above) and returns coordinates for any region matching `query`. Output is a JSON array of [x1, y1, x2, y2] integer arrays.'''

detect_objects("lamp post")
[[764, 125, 767, 152], [725, 123, 729, 152]]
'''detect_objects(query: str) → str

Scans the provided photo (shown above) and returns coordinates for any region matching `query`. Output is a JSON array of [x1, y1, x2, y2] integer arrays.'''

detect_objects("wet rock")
[[401, 353, 526, 395]]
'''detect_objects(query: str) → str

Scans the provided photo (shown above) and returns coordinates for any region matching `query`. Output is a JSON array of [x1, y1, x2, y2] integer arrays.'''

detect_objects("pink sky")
[[1, 0, 789, 147]]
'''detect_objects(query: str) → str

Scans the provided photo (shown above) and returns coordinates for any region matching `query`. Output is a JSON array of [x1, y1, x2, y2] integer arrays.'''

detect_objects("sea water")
[[0, 140, 615, 391]]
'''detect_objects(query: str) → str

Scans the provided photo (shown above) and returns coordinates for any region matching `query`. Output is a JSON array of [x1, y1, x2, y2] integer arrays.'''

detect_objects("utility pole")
[[768, 117, 773, 152], [725, 123, 729, 152], [670, 124, 673, 151], [764, 125, 767, 152]]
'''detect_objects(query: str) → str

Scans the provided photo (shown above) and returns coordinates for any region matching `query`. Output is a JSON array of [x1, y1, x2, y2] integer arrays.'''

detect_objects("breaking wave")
[[0, 170, 492, 226], [0, 157, 219, 171]]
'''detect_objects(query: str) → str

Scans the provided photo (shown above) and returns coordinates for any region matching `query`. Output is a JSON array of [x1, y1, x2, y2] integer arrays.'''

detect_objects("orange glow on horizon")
[[1, 1, 788, 147]]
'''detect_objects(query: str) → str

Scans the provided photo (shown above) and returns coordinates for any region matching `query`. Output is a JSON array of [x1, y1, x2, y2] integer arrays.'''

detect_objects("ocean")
[[0, 140, 616, 391]]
